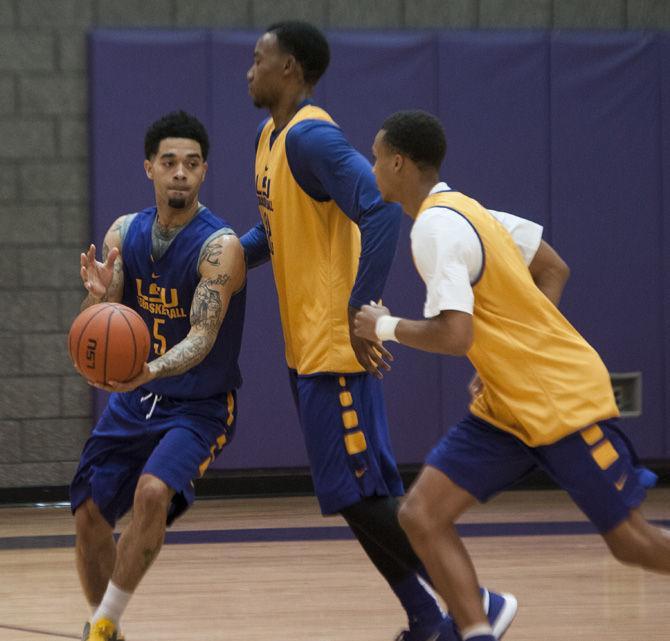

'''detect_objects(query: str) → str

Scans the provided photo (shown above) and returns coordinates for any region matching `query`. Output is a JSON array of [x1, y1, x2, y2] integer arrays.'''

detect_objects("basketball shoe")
[[81, 619, 118, 641], [481, 589, 517, 639], [394, 589, 517, 641]]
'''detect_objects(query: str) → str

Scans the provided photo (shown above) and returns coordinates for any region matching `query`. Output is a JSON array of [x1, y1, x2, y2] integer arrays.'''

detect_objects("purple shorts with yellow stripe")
[[289, 370, 404, 515], [70, 387, 236, 527], [426, 414, 649, 533]]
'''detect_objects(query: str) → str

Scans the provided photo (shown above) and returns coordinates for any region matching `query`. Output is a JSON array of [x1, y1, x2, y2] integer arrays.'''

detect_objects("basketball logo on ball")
[[68, 303, 150, 385]]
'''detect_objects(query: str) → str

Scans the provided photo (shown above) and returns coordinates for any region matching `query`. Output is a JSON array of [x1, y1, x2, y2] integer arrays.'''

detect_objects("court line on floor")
[[0, 623, 79, 639], [1, 519, 668, 551]]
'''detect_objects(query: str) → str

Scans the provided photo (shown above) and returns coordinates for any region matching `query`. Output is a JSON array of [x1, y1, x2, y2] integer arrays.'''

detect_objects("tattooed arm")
[[91, 233, 245, 392], [146, 233, 246, 380], [80, 215, 126, 310]]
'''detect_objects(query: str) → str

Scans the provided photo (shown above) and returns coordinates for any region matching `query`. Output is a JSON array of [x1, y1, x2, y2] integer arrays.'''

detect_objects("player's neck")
[[270, 87, 312, 132], [156, 200, 201, 229], [402, 176, 439, 219]]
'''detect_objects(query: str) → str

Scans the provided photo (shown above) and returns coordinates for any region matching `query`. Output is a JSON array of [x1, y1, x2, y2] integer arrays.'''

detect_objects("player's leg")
[[340, 495, 429, 578], [400, 415, 532, 641], [535, 420, 669, 574], [399, 467, 486, 637], [343, 495, 515, 640], [603, 509, 670, 572], [86, 473, 173, 640], [74, 498, 116, 608], [111, 473, 175, 590], [71, 392, 156, 640], [90, 390, 237, 638], [293, 371, 450, 638], [342, 503, 450, 640]]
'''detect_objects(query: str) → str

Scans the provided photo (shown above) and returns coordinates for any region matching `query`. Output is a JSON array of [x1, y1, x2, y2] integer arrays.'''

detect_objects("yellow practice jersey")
[[417, 191, 619, 446], [255, 105, 363, 374]]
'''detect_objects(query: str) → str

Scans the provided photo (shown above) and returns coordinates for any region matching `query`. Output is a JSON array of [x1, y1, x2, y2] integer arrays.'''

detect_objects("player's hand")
[[348, 305, 393, 380], [468, 372, 483, 400], [88, 362, 155, 393], [80, 243, 119, 299], [352, 303, 390, 342]]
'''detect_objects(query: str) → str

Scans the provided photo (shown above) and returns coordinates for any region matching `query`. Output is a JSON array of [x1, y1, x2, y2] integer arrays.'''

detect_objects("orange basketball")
[[68, 303, 150, 385]]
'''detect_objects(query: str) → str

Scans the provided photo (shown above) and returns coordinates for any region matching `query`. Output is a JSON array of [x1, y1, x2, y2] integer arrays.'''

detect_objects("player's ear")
[[144, 159, 153, 180], [284, 54, 299, 79], [393, 153, 404, 173], [201, 161, 208, 182]]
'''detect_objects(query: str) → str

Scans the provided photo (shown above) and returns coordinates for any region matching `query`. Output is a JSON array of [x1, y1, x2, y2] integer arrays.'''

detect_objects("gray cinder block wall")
[[0, 0, 668, 490]]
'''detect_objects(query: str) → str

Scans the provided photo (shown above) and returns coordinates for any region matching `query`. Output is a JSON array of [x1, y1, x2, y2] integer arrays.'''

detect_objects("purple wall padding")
[[661, 34, 670, 458], [89, 30, 669, 466], [90, 30, 212, 247], [551, 32, 665, 455]]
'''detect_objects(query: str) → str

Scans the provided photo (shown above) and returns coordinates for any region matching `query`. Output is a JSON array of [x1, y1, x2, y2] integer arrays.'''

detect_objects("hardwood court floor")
[[0, 488, 668, 641]]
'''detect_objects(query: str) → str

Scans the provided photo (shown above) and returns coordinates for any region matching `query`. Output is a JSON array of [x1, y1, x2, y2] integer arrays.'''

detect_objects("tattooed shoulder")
[[200, 236, 226, 267]]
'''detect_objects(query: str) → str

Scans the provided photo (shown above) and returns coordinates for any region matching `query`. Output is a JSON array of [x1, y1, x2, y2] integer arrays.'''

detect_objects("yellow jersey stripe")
[[339, 391, 353, 407], [581, 424, 604, 446], [342, 409, 359, 429], [591, 440, 619, 470], [344, 431, 367, 455]]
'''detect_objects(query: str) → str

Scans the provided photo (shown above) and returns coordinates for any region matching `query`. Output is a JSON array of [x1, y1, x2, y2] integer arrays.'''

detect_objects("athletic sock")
[[92, 581, 133, 626], [391, 573, 444, 629], [462, 623, 495, 640]]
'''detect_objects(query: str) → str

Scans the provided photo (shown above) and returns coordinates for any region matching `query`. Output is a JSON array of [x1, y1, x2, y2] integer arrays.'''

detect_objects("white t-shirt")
[[411, 182, 543, 318]]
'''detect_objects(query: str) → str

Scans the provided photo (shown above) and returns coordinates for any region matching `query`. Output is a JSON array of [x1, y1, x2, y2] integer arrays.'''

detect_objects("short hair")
[[267, 21, 330, 86], [380, 110, 447, 171], [144, 110, 209, 161]]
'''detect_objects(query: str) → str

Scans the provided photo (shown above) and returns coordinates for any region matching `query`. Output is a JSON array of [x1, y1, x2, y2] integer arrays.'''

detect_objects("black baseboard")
[[1, 461, 669, 506]]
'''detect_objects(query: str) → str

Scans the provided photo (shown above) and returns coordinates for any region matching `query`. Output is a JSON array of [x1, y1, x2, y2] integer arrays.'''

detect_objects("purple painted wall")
[[90, 30, 669, 466]]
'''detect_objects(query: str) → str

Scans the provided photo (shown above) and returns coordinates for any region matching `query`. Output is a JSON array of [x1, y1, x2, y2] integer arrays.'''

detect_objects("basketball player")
[[71, 111, 246, 641], [354, 110, 665, 641], [242, 22, 515, 641]]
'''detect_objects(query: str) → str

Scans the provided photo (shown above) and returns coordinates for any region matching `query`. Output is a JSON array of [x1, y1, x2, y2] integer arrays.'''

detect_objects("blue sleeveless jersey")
[[121, 206, 245, 399]]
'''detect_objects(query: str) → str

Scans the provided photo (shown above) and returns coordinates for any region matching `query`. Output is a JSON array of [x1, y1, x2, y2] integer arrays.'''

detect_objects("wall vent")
[[610, 372, 642, 418]]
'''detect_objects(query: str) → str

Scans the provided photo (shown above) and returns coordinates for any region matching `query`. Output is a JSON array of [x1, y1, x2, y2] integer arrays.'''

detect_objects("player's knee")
[[398, 493, 436, 545], [605, 524, 654, 567], [74, 498, 110, 537], [133, 474, 171, 517]]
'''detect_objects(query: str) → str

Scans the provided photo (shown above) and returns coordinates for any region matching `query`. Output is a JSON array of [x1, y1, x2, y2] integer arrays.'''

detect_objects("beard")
[[167, 196, 187, 209]]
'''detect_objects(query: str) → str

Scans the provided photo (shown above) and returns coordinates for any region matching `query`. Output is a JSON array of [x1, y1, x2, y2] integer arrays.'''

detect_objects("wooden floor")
[[0, 488, 668, 641]]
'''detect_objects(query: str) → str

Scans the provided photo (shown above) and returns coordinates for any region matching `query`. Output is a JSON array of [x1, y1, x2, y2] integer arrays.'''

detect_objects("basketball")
[[68, 303, 150, 385]]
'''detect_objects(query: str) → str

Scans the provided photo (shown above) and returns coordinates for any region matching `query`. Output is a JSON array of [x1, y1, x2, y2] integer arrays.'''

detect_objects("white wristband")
[[375, 315, 401, 342]]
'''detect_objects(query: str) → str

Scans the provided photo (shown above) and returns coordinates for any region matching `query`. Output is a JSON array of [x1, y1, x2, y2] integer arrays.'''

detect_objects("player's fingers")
[[368, 345, 390, 371], [105, 246, 119, 268], [375, 343, 394, 362], [354, 345, 382, 379], [364, 347, 385, 379]]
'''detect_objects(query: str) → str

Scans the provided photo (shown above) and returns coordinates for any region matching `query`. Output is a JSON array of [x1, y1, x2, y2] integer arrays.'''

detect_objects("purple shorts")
[[289, 370, 404, 515], [70, 388, 237, 527], [426, 414, 649, 533]]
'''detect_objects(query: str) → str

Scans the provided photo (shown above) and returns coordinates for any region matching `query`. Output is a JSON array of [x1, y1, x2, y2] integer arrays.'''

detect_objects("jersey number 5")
[[152, 318, 167, 356]]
